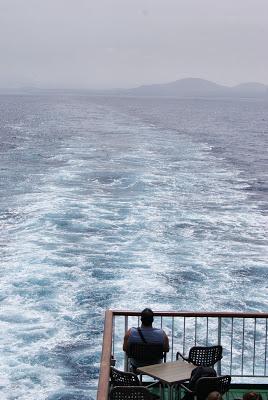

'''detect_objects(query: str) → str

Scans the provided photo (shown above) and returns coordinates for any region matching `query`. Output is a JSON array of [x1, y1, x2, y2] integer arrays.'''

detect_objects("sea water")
[[0, 94, 267, 399]]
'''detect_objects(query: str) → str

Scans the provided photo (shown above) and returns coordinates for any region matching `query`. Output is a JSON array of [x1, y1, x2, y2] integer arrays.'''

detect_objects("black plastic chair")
[[110, 367, 140, 387], [180, 375, 231, 400], [176, 346, 223, 367], [127, 343, 166, 369], [110, 386, 154, 400]]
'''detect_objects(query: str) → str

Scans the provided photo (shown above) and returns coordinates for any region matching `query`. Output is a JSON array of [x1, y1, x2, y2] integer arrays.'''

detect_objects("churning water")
[[0, 95, 267, 399]]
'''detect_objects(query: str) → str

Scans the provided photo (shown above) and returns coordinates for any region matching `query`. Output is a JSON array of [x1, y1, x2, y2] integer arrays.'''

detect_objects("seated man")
[[123, 308, 169, 370]]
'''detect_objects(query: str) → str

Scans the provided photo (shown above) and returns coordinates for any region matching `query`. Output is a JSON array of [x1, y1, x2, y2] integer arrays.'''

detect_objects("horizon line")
[[0, 77, 268, 92]]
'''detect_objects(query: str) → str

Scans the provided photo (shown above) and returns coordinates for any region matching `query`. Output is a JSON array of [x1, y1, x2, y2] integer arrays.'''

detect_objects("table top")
[[137, 360, 195, 385]]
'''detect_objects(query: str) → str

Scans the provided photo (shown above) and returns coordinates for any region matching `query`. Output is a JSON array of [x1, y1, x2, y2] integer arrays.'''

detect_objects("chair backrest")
[[188, 346, 223, 367], [110, 386, 154, 400], [127, 342, 165, 365], [110, 367, 140, 387], [195, 375, 231, 400]]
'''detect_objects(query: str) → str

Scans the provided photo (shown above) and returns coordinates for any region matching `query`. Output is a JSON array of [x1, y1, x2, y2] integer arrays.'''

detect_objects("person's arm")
[[123, 328, 131, 352], [163, 331, 170, 352]]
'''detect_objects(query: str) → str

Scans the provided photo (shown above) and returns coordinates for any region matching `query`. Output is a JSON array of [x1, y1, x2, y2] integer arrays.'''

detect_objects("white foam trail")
[[0, 97, 267, 398]]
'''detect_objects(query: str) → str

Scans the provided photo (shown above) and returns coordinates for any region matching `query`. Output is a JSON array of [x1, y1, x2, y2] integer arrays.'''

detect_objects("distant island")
[[1, 78, 268, 98], [121, 78, 268, 98]]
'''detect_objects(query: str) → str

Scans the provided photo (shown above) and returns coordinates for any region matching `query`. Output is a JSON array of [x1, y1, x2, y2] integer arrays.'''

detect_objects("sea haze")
[[0, 95, 267, 399]]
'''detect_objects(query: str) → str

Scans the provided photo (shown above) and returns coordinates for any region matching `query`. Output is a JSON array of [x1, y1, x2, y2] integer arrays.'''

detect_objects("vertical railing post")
[[206, 317, 209, 346], [183, 317, 186, 356], [171, 316, 174, 361], [112, 314, 115, 358], [265, 318, 268, 376], [242, 318, 245, 376], [230, 318, 234, 376], [124, 315, 128, 371], [217, 317, 222, 376], [253, 318, 256, 376], [194, 317, 197, 346]]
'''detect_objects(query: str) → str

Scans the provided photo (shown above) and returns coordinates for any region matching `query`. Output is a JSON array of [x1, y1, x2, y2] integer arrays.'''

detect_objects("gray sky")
[[0, 0, 267, 89]]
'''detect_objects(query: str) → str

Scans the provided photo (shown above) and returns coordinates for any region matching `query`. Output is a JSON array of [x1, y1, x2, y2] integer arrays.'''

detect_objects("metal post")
[[171, 316, 174, 361], [265, 318, 268, 376], [183, 317, 186, 356], [124, 315, 128, 371], [230, 318, 234, 375], [253, 318, 256, 376], [206, 317, 209, 346], [217, 317, 222, 375], [195, 317, 197, 346], [242, 318, 245, 376]]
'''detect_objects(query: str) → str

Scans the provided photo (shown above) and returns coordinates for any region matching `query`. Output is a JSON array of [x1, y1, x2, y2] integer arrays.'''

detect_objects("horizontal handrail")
[[111, 310, 268, 318]]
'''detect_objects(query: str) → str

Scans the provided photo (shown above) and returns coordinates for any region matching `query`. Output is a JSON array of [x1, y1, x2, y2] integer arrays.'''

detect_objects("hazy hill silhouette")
[[123, 78, 268, 98]]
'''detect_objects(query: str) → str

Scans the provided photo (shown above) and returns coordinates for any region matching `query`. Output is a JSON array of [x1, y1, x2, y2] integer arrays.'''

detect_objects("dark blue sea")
[[0, 95, 267, 399]]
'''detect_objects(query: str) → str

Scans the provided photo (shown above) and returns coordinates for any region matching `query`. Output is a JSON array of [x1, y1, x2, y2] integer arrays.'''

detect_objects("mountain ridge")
[[123, 78, 268, 98], [1, 78, 267, 97]]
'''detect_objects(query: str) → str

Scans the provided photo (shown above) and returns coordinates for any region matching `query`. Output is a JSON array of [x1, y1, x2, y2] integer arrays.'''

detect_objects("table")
[[137, 360, 195, 400]]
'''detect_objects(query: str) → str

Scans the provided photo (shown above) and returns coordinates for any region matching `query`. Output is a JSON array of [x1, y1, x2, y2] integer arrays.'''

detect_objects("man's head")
[[141, 308, 154, 326], [243, 393, 263, 400], [207, 392, 222, 400]]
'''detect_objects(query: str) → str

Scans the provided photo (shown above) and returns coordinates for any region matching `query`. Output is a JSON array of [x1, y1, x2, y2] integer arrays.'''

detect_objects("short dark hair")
[[207, 392, 222, 400], [243, 393, 263, 400], [141, 308, 154, 326]]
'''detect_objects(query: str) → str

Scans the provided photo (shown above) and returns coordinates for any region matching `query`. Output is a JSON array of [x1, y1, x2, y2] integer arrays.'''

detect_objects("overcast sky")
[[0, 0, 267, 89]]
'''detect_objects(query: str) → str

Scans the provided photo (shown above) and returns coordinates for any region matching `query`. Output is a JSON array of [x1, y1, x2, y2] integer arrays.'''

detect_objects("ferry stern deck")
[[97, 310, 268, 400]]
